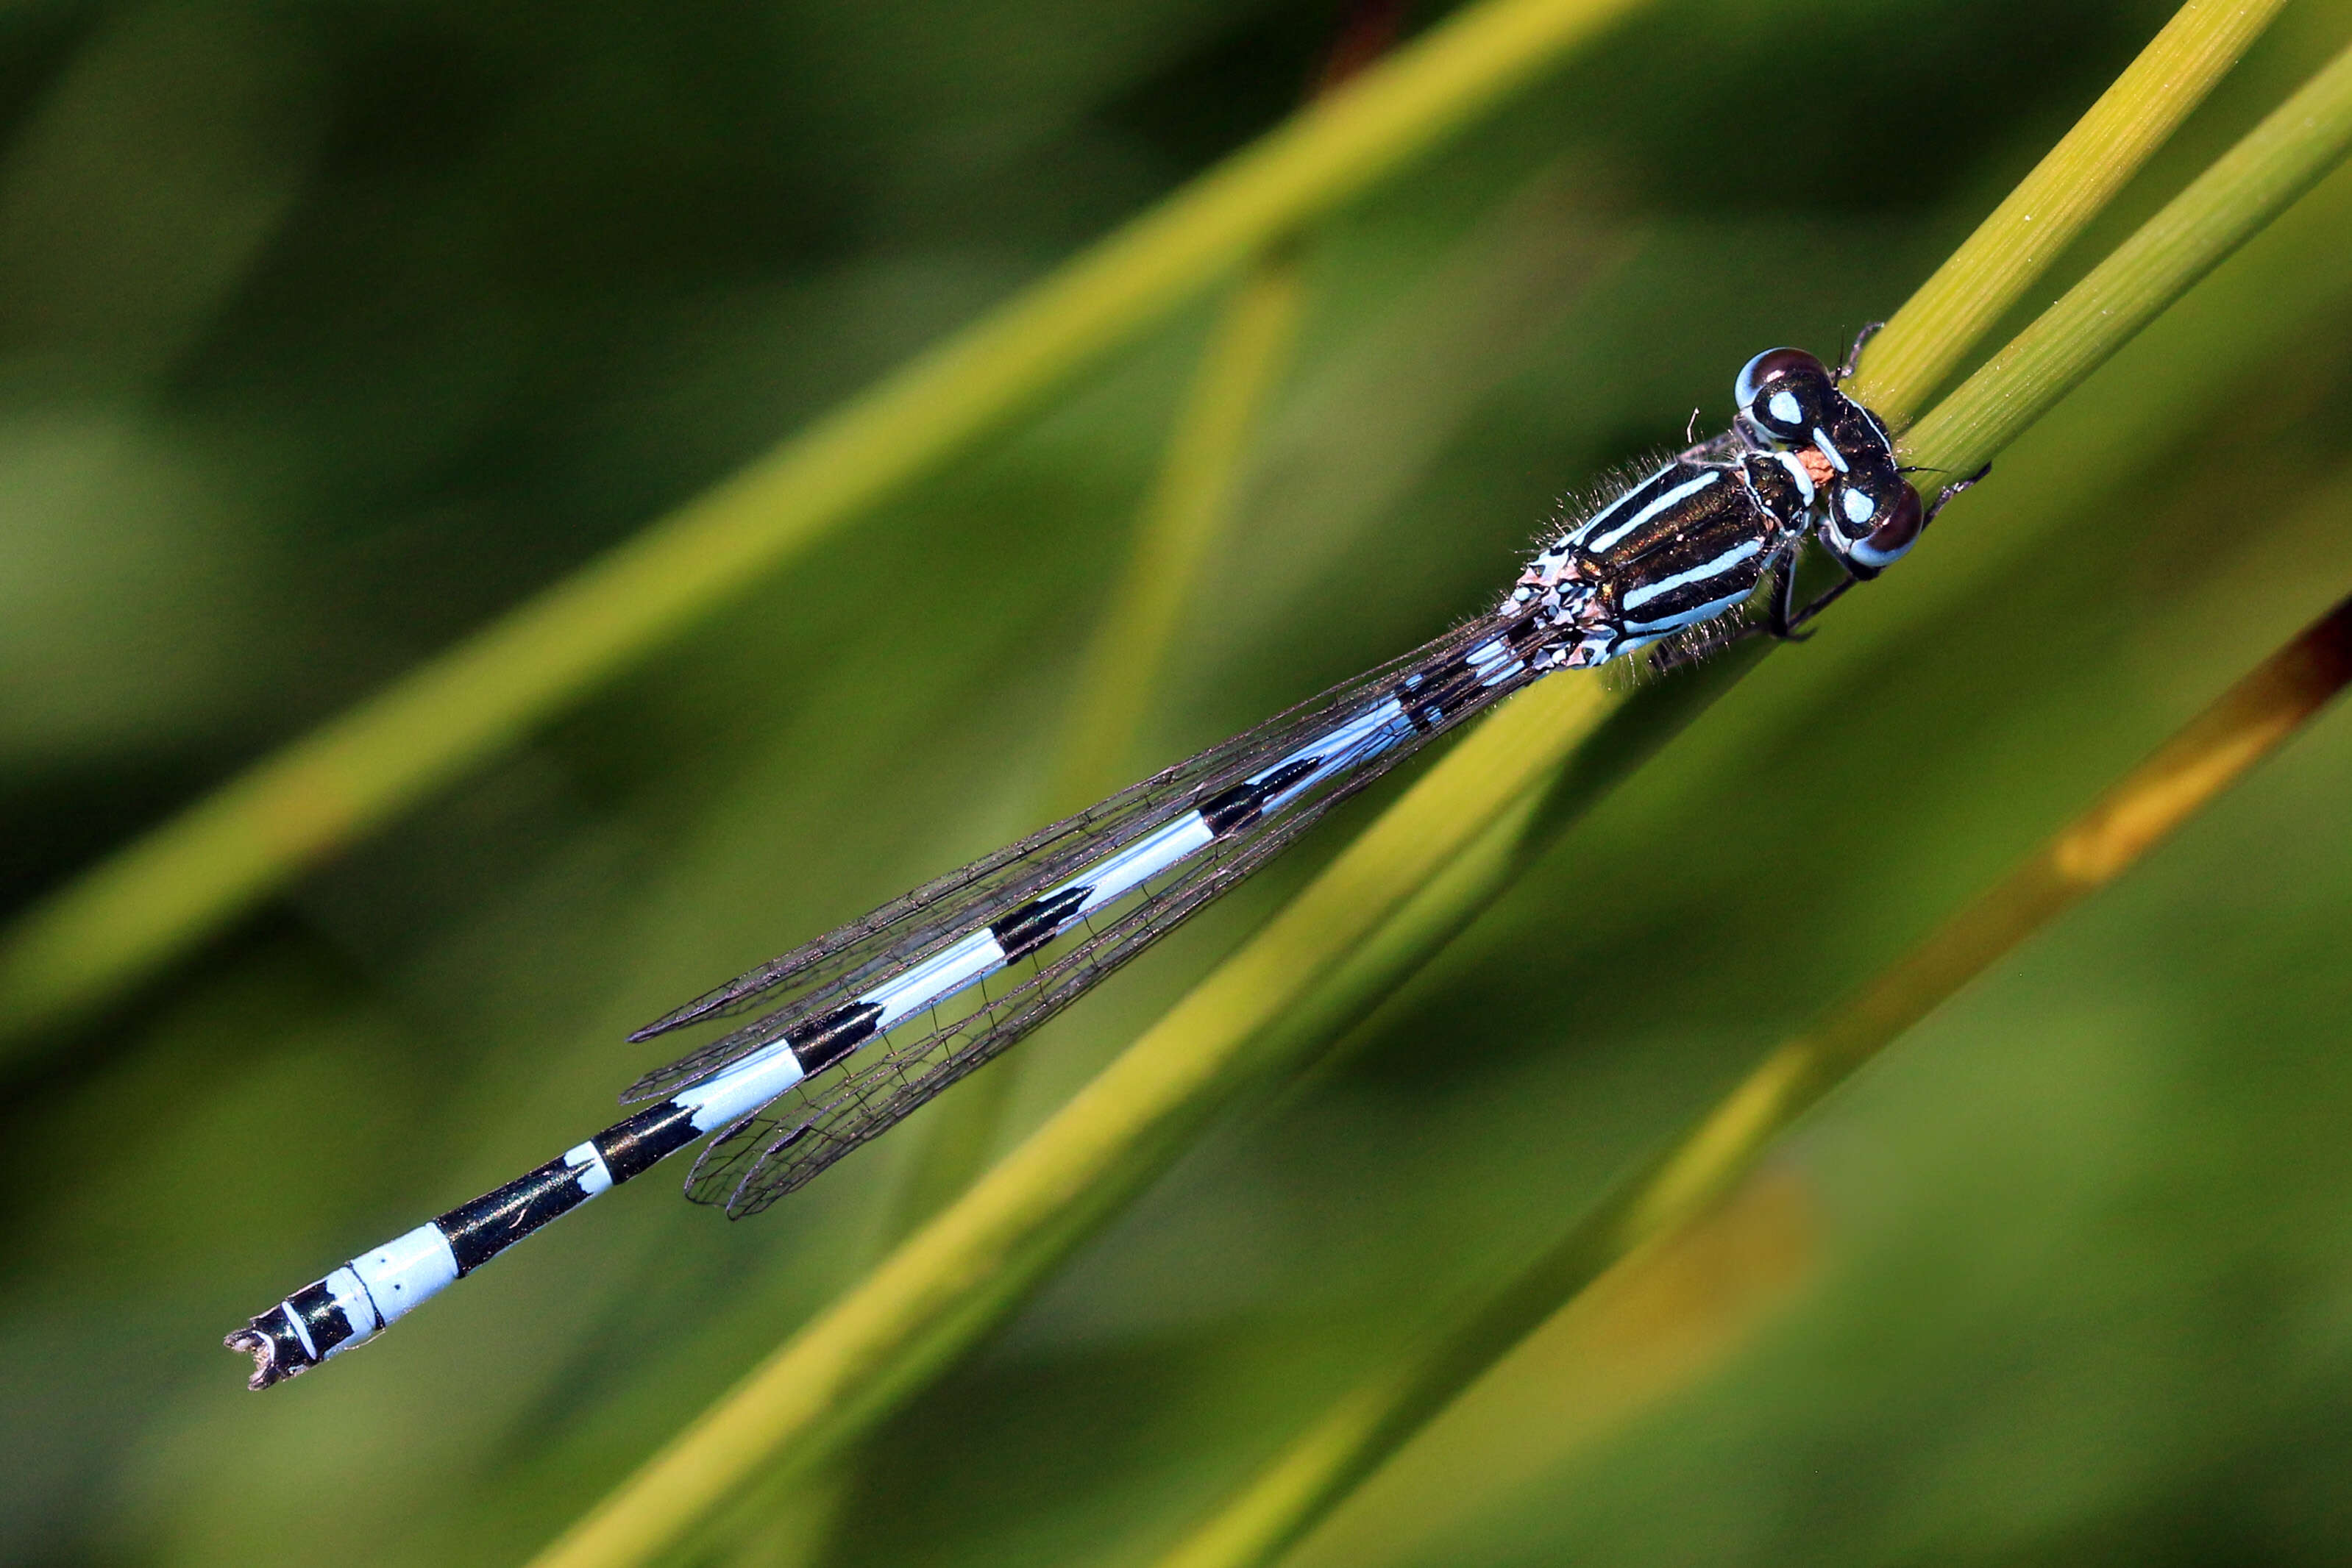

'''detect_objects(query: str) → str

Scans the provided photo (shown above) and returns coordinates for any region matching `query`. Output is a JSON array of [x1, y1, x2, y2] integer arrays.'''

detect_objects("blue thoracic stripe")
[[230, 342, 1935, 1392], [1811, 424, 1849, 472], [1582, 468, 1719, 556], [1620, 536, 1764, 613], [1625, 585, 1755, 638], [1768, 449, 1814, 506], [1563, 471, 1650, 548]]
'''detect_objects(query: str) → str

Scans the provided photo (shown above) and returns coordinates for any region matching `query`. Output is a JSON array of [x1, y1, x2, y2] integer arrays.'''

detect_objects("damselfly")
[[228, 342, 1969, 1389]]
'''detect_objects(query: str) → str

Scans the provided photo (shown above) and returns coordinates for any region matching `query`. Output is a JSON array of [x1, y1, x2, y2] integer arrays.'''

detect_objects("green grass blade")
[[1902, 30, 2352, 478], [0, 0, 1653, 1049], [1853, 0, 2289, 423]]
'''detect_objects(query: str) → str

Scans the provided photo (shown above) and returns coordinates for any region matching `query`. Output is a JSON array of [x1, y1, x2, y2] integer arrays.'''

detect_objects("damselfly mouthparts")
[[228, 343, 1967, 1389]]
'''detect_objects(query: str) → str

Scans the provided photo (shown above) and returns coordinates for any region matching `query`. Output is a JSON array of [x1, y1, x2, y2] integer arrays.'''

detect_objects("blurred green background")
[[7, 1, 2352, 1564]]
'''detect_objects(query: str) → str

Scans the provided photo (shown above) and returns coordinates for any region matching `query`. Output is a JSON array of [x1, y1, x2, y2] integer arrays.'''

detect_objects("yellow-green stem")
[[1854, 0, 2287, 421], [778, 92, 1314, 1568], [1902, 32, 2352, 477]]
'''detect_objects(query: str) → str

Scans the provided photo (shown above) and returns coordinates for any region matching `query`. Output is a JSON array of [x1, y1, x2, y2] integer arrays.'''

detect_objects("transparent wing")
[[676, 626, 1546, 1217], [621, 610, 1529, 1106]]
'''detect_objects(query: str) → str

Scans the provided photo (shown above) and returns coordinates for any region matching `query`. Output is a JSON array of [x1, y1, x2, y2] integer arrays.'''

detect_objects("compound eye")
[[1734, 347, 1831, 440], [1733, 347, 1825, 405], [1850, 482, 1924, 571], [1869, 482, 1925, 552]]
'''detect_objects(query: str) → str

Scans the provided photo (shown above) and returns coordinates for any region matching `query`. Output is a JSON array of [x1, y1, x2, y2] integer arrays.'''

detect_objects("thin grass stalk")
[[0, 0, 1654, 1048], [874, 258, 1310, 1259], [1044, 257, 1310, 815], [1272, 1, 2342, 1054], [1250, 0, 2352, 1139], [1146, 588, 2352, 1568], [1853, 0, 2288, 420], [519, 21, 2337, 1568], [1043, 0, 1406, 819]]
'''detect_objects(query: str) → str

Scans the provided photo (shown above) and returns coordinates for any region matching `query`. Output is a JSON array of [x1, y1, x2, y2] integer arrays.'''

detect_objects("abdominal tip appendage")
[[224, 1325, 296, 1391]]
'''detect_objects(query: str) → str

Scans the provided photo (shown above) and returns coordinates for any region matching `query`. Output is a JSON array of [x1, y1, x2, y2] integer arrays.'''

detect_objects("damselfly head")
[[1733, 347, 1836, 445]]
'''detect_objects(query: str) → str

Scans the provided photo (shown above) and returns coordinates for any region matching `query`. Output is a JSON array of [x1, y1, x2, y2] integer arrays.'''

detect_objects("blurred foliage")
[[5, 3, 2352, 1567]]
